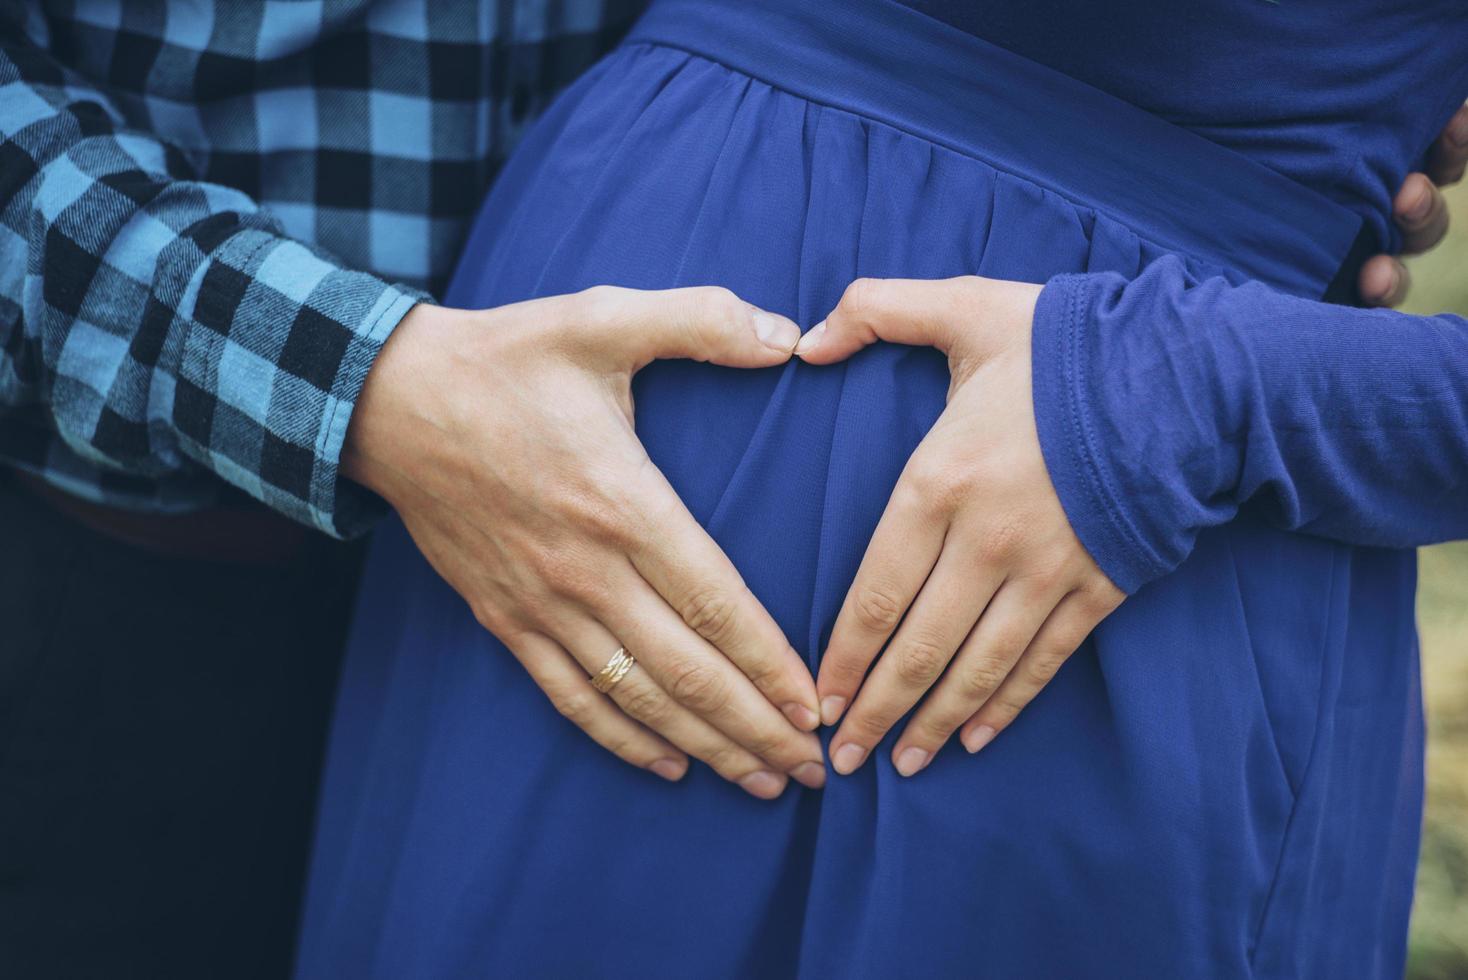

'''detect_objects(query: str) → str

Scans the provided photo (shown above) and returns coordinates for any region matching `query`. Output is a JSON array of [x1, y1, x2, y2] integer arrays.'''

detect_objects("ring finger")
[[829, 547, 1001, 775], [506, 631, 688, 782], [594, 567, 826, 779], [556, 615, 817, 797], [892, 580, 1057, 774], [959, 589, 1115, 751]]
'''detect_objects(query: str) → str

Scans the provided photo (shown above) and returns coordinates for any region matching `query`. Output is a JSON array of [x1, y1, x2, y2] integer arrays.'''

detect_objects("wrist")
[[341, 302, 461, 498]]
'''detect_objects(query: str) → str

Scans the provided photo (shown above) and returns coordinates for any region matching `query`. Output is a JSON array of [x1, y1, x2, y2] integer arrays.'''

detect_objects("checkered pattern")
[[0, 0, 645, 536]]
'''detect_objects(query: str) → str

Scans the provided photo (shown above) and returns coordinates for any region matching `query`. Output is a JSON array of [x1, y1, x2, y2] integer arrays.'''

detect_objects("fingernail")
[[962, 724, 997, 754], [1386, 265, 1402, 299], [831, 742, 867, 775], [793, 320, 826, 356], [739, 770, 785, 799], [894, 746, 931, 777], [649, 759, 686, 781], [792, 761, 827, 789], [819, 695, 846, 726], [782, 702, 820, 731], [753, 310, 800, 352]]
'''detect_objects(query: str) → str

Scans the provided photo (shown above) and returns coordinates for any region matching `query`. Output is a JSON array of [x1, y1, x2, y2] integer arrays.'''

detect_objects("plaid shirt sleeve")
[[0, 12, 427, 537]]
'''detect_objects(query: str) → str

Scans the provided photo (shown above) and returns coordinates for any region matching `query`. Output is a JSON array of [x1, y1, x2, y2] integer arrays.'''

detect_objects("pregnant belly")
[[443, 33, 1318, 856], [338, 41, 1410, 977]]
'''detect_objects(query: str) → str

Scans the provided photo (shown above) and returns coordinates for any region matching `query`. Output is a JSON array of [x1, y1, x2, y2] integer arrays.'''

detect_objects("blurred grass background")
[[1402, 178, 1468, 980]]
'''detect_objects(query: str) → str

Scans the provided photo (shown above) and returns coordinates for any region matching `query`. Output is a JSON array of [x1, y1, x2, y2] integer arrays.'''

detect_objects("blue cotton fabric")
[[297, 1, 1457, 976], [1033, 264, 1468, 593], [902, 0, 1468, 253]]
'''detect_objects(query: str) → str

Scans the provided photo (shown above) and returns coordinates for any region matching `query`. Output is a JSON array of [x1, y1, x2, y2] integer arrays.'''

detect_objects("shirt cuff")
[[176, 227, 428, 538], [1030, 272, 1171, 593], [311, 285, 421, 538]]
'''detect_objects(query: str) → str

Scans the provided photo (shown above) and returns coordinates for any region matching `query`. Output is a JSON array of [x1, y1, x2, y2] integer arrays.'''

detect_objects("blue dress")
[[297, 2, 1458, 976]]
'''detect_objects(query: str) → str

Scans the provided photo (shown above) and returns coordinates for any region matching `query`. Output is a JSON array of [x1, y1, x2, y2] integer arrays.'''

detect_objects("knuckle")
[[894, 637, 948, 684], [601, 731, 645, 763], [744, 728, 785, 761], [678, 287, 744, 350], [548, 687, 598, 726], [693, 285, 742, 319], [738, 652, 782, 692], [702, 744, 745, 777], [849, 709, 895, 742], [905, 458, 963, 512], [1020, 561, 1069, 595], [594, 499, 644, 551], [837, 277, 882, 324], [525, 540, 573, 583], [467, 600, 493, 630], [958, 659, 1010, 699], [1022, 652, 1067, 687], [978, 518, 1026, 564], [912, 710, 959, 744], [885, 480, 931, 524], [850, 585, 905, 634], [987, 692, 1028, 723], [1079, 582, 1124, 618], [579, 283, 621, 301], [679, 588, 740, 647], [823, 653, 869, 686], [987, 623, 1032, 661], [617, 684, 670, 727], [530, 548, 599, 602], [665, 659, 730, 714], [556, 481, 625, 535], [576, 284, 629, 326], [468, 600, 507, 636], [519, 591, 559, 625]]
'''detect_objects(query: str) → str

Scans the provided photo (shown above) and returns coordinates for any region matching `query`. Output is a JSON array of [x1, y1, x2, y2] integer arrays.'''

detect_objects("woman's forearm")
[[1033, 254, 1468, 592]]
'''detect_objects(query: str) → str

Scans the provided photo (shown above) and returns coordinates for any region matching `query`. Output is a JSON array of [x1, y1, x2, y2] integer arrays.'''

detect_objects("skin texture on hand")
[[1358, 103, 1467, 307], [342, 288, 826, 799], [795, 277, 1125, 777]]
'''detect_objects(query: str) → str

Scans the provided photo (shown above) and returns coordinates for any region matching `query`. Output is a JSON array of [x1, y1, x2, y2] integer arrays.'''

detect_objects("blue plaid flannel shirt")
[[0, 0, 644, 536]]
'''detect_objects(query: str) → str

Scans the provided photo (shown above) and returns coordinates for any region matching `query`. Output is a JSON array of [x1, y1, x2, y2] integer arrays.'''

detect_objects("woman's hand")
[[795, 277, 1124, 777], [344, 287, 826, 798]]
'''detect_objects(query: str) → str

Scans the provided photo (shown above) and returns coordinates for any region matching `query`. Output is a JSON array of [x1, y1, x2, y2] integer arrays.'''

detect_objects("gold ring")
[[590, 646, 635, 693]]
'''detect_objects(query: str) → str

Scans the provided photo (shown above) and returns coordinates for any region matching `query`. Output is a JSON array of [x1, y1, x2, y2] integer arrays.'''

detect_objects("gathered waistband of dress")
[[626, 0, 1365, 298]]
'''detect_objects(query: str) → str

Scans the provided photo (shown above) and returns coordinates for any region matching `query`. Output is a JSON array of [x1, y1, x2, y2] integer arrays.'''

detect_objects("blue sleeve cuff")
[[1030, 273, 1171, 594]]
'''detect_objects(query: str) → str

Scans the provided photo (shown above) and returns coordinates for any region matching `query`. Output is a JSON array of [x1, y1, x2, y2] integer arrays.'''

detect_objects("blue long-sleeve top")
[[905, 0, 1468, 248], [897, 0, 1468, 592], [1032, 262, 1468, 593]]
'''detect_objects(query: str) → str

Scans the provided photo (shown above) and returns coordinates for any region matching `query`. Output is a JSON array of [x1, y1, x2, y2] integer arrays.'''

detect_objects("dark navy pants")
[[0, 472, 359, 979]]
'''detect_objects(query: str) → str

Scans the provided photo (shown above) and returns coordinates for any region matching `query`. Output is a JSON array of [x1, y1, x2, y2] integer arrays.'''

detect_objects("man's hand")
[[1358, 103, 1467, 307], [795, 277, 1124, 777], [343, 287, 826, 798]]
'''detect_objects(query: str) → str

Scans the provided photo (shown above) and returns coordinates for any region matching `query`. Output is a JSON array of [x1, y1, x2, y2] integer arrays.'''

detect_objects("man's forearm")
[[0, 20, 425, 536]]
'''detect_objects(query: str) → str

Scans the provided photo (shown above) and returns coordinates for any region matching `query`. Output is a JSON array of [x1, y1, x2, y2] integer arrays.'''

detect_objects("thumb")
[[794, 276, 979, 365], [573, 284, 800, 370]]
